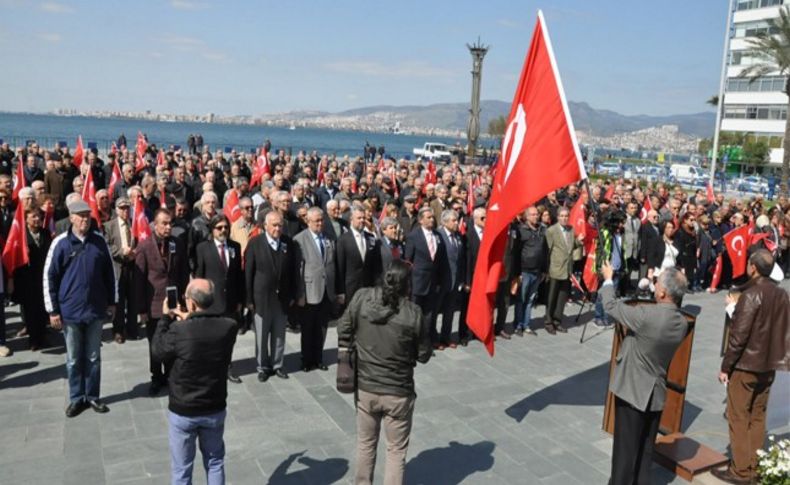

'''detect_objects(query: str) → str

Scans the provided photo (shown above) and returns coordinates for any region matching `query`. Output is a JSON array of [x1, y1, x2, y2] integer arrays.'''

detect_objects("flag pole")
[[710, 0, 734, 188]]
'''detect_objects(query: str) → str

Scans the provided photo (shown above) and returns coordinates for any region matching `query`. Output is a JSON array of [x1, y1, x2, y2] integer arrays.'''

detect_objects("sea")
[[0, 112, 469, 160]]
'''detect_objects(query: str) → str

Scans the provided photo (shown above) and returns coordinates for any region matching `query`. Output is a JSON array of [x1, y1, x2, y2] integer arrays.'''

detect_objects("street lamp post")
[[467, 38, 489, 160]]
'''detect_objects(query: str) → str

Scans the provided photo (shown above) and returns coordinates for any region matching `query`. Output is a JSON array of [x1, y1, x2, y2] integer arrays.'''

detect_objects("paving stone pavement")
[[1, 283, 788, 485]]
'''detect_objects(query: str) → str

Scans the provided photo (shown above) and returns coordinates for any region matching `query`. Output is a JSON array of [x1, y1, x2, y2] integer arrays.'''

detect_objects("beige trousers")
[[354, 389, 415, 485]]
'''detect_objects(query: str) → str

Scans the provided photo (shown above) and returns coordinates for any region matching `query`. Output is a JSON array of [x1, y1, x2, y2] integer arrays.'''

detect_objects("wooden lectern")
[[602, 299, 728, 482]]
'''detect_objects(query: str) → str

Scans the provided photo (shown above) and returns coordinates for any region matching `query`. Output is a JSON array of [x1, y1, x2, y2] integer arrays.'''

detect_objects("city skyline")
[[0, 0, 726, 117]]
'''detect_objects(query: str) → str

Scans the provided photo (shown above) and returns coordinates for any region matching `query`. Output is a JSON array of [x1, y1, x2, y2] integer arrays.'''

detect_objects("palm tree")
[[740, 6, 790, 196]]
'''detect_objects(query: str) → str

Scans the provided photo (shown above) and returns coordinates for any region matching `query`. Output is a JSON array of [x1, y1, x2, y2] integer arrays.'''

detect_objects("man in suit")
[[104, 197, 137, 343], [315, 172, 339, 210], [322, 199, 348, 241], [544, 207, 582, 335], [135, 209, 190, 396], [638, 209, 662, 280], [336, 207, 381, 305], [378, 216, 403, 274], [195, 214, 244, 384], [436, 209, 466, 349], [622, 202, 641, 294], [188, 191, 218, 271], [245, 211, 299, 382], [404, 206, 448, 348], [294, 207, 339, 372], [462, 207, 486, 345], [600, 261, 687, 484]]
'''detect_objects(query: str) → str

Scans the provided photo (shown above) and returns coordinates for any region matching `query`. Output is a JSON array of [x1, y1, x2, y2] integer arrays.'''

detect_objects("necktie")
[[318, 235, 325, 258], [218, 243, 227, 270], [119, 220, 129, 250], [428, 233, 436, 260], [357, 232, 366, 261]]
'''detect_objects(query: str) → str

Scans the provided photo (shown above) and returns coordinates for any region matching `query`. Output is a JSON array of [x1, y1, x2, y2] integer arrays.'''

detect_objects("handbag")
[[336, 347, 356, 394]]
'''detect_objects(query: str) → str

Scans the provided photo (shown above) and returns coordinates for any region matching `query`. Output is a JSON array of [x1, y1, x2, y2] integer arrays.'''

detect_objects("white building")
[[722, 0, 787, 167]]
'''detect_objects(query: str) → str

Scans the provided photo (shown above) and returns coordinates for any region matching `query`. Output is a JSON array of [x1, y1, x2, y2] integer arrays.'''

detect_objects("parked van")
[[669, 164, 701, 184]]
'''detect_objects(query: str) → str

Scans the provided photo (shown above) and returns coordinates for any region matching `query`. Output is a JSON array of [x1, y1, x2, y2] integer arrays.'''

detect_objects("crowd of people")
[[0, 135, 788, 483]]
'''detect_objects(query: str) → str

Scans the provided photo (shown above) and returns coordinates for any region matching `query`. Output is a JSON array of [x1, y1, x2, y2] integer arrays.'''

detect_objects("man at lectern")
[[600, 261, 688, 484], [713, 249, 789, 485]]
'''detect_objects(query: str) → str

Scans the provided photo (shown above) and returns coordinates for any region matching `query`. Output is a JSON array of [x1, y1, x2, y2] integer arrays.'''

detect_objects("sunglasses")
[[214, 225, 229, 231], [240, 206, 253, 210]]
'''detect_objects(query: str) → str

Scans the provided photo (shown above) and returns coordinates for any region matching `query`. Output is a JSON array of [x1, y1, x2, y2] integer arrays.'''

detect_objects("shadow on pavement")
[[267, 450, 348, 485], [505, 361, 609, 422], [405, 441, 495, 484], [0, 362, 63, 388]]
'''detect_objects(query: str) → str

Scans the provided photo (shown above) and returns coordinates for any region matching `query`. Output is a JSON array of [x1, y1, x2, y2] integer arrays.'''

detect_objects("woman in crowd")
[[655, 220, 678, 278], [674, 212, 698, 291]]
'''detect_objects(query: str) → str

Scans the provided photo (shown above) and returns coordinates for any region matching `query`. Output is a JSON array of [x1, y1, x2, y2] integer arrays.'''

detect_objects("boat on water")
[[288, 123, 296, 130]]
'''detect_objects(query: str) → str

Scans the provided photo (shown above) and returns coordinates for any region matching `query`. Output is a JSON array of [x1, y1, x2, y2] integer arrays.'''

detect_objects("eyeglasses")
[[214, 225, 229, 231], [240, 206, 253, 210]]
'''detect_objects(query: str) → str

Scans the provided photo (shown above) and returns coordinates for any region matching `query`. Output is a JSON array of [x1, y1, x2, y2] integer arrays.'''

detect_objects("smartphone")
[[166, 286, 178, 310]]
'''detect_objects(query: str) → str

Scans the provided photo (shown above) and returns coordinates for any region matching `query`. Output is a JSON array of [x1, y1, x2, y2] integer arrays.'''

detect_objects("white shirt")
[[352, 228, 366, 260], [214, 239, 229, 264], [265, 233, 279, 251]]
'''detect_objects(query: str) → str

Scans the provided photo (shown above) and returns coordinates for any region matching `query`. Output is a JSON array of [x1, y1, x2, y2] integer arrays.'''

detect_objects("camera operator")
[[152, 279, 238, 485]]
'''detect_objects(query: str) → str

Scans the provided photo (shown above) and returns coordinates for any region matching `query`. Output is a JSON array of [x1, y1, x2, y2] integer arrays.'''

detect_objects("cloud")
[[160, 34, 204, 50], [39, 1, 74, 13], [324, 60, 453, 79], [169, 0, 209, 10], [201, 50, 229, 63], [497, 19, 521, 29], [37, 32, 62, 42]]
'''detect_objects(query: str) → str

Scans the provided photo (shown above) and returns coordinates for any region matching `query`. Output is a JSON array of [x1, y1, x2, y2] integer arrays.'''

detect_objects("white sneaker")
[[0, 345, 12, 357]]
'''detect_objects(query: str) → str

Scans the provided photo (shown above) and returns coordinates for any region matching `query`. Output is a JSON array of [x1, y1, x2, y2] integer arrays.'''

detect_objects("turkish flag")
[[569, 192, 587, 240], [582, 240, 599, 293], [425, 160, 437, 185], [131, 196, 152, 242], [224, 189, 242, 223], [639, 196, 653, 223], [2, 203, 29, 277], [136, 132, 147, 160], [12, 158, 25, 202], [156, 150, 166, 167], [709, 254, 723, 291], [706, 181, 715, 204], [73, 135, 85, 168], [250, 148, 270, 189], [82, 169, 101, 227], [724, 225, 751, 278], [108, 161, 121, 200], [467, 11, 586, 355]]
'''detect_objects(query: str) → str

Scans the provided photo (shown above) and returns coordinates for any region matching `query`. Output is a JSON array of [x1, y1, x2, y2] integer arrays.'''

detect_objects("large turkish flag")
[[467, 11, 586, 355]]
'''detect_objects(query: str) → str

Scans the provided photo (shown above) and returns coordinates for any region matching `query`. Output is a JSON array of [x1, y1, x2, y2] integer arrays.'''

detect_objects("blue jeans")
[[168, 410, 227, 485], [517, 271, 542, 330], [594, 276, 619, 324], [63, 319, 103, 404]]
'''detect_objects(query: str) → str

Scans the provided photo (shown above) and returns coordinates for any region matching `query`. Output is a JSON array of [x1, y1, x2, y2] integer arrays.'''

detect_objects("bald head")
[[186, 278, 214, 310]]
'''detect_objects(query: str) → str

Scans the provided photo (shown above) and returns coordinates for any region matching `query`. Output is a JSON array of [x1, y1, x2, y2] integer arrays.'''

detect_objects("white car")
[[737, 176, 769, 194], [597, 162, 621, 176]]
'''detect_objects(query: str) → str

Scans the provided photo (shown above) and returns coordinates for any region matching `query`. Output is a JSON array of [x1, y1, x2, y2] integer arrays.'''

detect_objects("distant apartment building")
[[722, 0, 787, 168]]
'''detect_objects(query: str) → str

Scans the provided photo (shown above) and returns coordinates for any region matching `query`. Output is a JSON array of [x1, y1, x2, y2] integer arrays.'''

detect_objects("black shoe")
[[227, 372, 242, 384], [514, 328, 524, 337], [710, 467, 751, 484], [459, 338, 469, 347], [275, 369, 289, 379], [257, 372, 269, 382], [302, 365, 314, 373], [544, 323, 557, 335], [88, 399, 109, 413], [148, 382, 162, 397], [65, 400, 87, 418], [317, 364, 328, 371]]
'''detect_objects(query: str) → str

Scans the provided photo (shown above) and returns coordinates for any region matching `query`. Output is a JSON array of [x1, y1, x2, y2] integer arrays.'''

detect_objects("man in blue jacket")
[[44, 199, 117, 418]]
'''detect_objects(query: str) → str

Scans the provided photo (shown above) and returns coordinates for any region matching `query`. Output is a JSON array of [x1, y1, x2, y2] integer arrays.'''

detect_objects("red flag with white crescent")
[[639, 196, 653, 223], [467, 11, 586, 355], [131, 196, 152, 242], [223, 189, 242, 223], [2, 203, 29, 277], [724, 225, 751, 278], [108, 160, 121, 200], [12, 158, 25, 202]]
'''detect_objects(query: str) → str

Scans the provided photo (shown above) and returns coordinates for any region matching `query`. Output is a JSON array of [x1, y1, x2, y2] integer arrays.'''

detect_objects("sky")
[[0, 0, 728, 117]]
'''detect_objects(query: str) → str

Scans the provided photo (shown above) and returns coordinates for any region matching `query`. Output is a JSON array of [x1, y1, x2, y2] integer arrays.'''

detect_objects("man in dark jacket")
[[135, 209, 189, 396], [513, 206, 548, 336], [152, 278, 237, 485], [713, 250, 790, 484], [337, 260, 431, 485], [44, 199, 117, 418]]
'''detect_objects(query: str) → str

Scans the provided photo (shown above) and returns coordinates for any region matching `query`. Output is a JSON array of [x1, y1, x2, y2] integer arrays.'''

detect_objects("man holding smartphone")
[[135, 208, 189, 396], [152, 279, 237, 485]]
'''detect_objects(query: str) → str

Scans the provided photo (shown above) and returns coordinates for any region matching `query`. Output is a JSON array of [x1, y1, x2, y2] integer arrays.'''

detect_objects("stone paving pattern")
[[0, 283, 788, 484]]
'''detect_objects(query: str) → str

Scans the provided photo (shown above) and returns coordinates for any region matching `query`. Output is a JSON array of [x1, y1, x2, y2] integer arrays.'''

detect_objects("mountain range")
[[278, 100, 716, 138]]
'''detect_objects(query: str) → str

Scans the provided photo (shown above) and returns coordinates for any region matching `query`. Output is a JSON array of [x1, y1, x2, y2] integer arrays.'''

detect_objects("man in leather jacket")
[[713, 249, 790, 484]]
